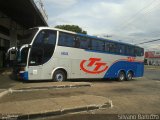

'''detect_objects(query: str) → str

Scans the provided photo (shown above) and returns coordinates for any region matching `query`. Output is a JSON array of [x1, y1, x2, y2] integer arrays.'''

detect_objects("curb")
[[3, 102, 112, 120], [0, 89, 10, 98], [1, 72, 12, 75], [15, 84, 91, 91], [145, 67, 160, 70], [0, 84, 91, 98]]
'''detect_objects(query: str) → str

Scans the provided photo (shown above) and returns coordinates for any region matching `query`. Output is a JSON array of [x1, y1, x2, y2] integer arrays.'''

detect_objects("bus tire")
[[126, 72, 133, 81], [53, 70, 66, 82], [118, 71, 126, 81]]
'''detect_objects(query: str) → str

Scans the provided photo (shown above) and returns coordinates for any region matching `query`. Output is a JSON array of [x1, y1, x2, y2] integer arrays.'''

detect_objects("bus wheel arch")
[[126, 70, 134, 81], [117, 70, 126, 81], [52, 68, 67, 82]]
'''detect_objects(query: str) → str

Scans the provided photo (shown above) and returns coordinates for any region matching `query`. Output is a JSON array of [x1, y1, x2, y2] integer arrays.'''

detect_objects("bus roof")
[[34, 27, 143, 49]]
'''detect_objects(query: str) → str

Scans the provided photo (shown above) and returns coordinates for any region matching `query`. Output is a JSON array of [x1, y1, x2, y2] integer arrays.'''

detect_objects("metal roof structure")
[[0, 0, 48, 29]]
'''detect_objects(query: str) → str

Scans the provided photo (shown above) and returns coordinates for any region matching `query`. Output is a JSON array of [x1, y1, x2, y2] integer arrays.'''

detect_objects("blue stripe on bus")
[[103, 61, 144, 79], [84, 49, 144, 78], [20, 71, 28, 80]]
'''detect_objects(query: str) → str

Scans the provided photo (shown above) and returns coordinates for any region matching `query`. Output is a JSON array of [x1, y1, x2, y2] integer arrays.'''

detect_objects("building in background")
[[0, 0, 48, 68], [145, 51, 160, 66]]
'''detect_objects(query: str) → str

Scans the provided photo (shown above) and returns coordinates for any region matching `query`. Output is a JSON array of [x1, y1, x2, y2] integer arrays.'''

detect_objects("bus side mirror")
[[28, 45, 32, 48]]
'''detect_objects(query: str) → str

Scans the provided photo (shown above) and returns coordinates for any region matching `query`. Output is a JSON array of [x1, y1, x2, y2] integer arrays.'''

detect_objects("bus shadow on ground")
[[9, 74, 52, 83], [67, 78, 138, 83], [8, 74, 137, 83], [68, 78, 117, 83], [9, 74, 21, 82]]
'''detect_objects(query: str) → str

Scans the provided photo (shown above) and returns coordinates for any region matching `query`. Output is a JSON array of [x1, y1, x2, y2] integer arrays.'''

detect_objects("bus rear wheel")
[[53, 70, 66, 82], [118, 71, 126, 81], [126, 72, 133, 81]]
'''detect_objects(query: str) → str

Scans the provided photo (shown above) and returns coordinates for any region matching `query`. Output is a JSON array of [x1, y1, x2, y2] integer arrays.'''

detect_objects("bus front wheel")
[[118, 71, 126, 81], [53, 70, 66, 82]]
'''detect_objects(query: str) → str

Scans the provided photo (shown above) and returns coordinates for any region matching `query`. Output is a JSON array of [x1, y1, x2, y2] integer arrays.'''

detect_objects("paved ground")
[[0, 95, 111, 120], [144, 69, 160, 81], [46, 69, 160, 119], [0, 68, 160, 120], [0, 75, 20, 89]]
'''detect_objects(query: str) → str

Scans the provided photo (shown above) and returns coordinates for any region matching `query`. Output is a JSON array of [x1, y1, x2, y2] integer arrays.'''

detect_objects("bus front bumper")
[[18, 71, 28, 80]]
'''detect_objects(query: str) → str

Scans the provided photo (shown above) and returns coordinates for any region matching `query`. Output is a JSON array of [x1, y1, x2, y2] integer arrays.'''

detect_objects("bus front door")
[[28, 65, 43, 80]]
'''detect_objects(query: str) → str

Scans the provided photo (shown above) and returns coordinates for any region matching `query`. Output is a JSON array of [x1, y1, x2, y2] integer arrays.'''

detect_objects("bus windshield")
[[17, 28, 39, 66], [17, 47, 29, 66], [29, 30, 57, 66]]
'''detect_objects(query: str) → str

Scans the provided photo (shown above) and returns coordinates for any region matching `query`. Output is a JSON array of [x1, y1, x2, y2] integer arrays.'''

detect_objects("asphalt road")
[[144, 69, 160, 81], [0, 68, 160, 120], [48, 69, 160, 120], [0, 75, 20, 89]]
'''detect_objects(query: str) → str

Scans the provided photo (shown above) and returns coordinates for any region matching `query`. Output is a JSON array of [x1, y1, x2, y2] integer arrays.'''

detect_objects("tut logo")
[[80, 58, 108, 74]]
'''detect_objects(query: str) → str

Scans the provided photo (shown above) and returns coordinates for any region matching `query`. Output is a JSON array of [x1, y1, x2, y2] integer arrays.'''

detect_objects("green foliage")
[[55, 25, 87, 34]]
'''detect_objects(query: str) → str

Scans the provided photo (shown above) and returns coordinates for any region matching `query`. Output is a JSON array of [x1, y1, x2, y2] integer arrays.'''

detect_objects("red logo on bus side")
[[80, 58, 108, 74]]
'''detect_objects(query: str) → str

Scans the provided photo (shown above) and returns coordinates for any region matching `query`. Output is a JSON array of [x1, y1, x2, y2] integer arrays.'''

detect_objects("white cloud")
[[44, 0, 160, 50], [45, 0, 78, 8]]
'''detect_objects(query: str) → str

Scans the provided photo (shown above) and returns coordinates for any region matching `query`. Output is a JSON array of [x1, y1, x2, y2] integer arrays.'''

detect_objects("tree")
[[55, 25, 87, 34]]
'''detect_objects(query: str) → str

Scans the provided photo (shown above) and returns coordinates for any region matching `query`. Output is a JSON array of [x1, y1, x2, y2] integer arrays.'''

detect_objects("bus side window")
[[58, 32, 76, 47], [126, 46, 135, 56], [118, 44, 125, 55], [105, 42, 110, 52], [75, 37, 80, 48], [134, 47, 138, 56], [141, 48, 144, 56], [91, 39, 105, 51], [135, 47, 144, 56], [109, 43, 116, 53], [78, 37, 90, 49]]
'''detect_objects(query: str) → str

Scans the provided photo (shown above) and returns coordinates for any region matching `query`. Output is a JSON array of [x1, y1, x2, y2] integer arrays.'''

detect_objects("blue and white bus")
[[13, 27, 144, 82]]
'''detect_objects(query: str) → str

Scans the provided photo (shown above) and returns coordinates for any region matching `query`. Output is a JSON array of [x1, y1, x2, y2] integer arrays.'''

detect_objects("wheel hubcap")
[[56, 74, 63, 82], [120, 74, 124, 80], [128, 73, 132, 80]]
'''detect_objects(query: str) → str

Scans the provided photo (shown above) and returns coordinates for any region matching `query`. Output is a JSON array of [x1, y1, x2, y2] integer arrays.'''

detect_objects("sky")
[[42, 0, 160, 51]]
